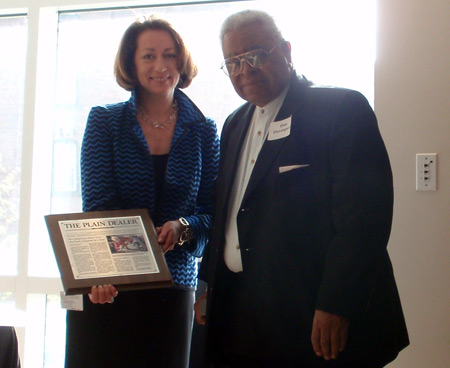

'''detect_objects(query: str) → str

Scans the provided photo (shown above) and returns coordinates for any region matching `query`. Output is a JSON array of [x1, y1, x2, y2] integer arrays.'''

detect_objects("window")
[[0, 1, 375, 366], [0, 15, 27, 276]]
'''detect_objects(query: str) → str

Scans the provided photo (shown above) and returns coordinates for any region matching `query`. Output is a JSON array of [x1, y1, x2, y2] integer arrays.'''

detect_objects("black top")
[[153, 153, 169, 222]]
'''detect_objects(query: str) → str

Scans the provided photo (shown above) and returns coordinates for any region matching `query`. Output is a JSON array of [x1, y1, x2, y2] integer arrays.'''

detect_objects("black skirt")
[[65, 287, 194, 368]]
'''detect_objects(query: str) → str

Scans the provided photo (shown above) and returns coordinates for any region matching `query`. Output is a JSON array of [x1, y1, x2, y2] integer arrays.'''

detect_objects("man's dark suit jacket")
[[199, 74, 409, 366]]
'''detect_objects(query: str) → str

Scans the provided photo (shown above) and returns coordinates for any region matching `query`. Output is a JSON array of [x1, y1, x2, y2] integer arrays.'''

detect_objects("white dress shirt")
[[224, 87, 289, 272]]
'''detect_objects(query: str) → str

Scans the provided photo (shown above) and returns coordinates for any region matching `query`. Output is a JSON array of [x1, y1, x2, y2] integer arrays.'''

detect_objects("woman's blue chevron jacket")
[[80, 89, 220, 288]]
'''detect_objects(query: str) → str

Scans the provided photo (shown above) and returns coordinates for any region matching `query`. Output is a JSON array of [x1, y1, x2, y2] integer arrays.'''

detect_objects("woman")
[[65, 16, 219, 368]]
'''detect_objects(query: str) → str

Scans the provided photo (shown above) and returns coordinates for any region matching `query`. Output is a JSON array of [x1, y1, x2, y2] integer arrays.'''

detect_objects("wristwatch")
[[177, 217, 194, 246]]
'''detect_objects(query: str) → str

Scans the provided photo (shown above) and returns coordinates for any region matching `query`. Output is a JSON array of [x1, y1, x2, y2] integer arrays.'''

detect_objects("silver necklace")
[[137, 101, 178, 129]]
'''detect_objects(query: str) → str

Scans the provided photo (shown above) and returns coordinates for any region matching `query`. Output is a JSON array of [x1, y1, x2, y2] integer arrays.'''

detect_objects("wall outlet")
[[416, 153, 437, 191]]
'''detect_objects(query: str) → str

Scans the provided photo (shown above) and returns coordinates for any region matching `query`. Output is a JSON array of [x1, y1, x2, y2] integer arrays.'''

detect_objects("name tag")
[[268, 116, 292, 141]]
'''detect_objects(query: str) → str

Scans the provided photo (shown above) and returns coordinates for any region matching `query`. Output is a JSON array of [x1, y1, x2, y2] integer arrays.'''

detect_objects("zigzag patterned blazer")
[[80, 89, 220, 287]]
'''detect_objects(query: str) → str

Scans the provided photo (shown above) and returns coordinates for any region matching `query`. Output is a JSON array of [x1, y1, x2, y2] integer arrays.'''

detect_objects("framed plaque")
[[45, 208, 173, 295]]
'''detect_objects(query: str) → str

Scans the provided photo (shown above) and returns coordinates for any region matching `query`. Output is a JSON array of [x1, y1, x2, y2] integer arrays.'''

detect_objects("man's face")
[[222, 22, 292, 107]]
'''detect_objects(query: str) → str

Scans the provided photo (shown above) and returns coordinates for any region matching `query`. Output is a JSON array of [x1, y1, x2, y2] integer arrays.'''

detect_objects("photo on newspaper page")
[[45, 208, 173, 295]]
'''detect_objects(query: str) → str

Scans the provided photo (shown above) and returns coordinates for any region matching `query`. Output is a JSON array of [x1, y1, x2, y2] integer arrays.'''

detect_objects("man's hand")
[[311, 309, 350, 360], [194, 292, 207, 325]]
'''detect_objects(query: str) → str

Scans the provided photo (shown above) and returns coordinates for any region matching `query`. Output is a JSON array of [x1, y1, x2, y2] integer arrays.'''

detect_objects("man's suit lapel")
[[242, 127, 289, 205], [218, 104, 254, 209], [242, 77, 306, 204]]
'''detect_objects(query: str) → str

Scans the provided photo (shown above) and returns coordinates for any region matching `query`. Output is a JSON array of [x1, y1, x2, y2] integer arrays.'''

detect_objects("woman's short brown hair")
[[114, 16, 198, 91]]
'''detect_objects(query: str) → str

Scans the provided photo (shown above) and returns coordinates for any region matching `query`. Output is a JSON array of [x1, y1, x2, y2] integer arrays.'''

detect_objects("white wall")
[[376, 1, 450, 367]]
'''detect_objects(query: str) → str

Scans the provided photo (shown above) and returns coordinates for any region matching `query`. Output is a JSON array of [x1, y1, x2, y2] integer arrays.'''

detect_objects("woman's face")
[[134, 29, 180, 98]]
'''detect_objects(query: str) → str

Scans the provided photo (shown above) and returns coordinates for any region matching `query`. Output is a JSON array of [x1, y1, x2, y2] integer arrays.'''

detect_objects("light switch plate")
[[416, 153, 437, 191]]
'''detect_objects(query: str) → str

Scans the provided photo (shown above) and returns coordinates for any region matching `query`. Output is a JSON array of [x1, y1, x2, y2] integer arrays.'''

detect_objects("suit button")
[[236, 245, 240, 250]]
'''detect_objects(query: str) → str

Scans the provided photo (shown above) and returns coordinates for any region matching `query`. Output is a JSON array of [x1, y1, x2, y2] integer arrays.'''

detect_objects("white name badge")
[[60, 292, 83, 311], [268, 116, 292, 141]]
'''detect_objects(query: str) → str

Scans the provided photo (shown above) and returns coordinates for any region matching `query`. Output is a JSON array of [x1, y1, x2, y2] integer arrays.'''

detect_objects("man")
[[196, 10, 409, 368]]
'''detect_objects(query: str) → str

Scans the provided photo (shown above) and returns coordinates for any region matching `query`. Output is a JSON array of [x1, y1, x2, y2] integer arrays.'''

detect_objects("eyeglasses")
[[220, 45, 277, 77]]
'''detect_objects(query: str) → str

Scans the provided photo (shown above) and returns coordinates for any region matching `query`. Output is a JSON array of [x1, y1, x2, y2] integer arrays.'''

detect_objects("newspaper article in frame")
[[45, 209, 173, 295]]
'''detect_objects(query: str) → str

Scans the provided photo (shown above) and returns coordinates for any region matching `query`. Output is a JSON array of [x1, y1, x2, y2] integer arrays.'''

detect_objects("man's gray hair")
[[220, 10, 285, 45]]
